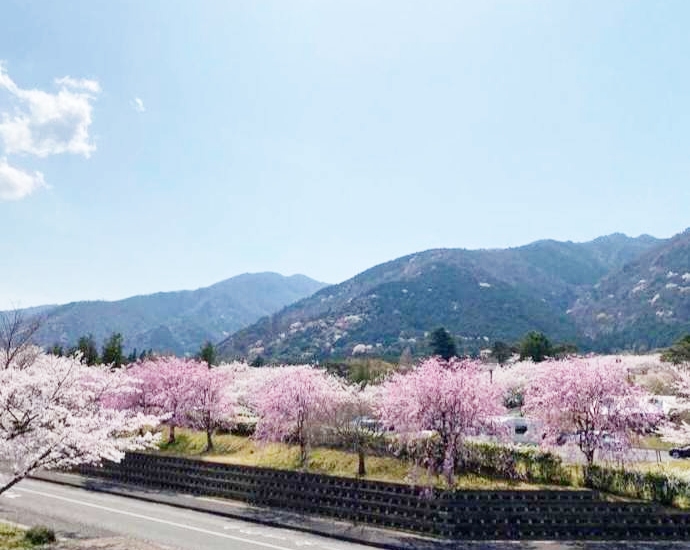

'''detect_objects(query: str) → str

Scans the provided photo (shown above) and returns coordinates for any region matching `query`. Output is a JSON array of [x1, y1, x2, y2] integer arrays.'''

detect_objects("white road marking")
[[2, 490, 20, 499], [15, 487, 309, 550]]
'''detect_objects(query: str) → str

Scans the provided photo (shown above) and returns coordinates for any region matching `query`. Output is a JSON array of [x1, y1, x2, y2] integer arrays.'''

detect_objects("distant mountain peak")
[[21, 273, 328, 356]]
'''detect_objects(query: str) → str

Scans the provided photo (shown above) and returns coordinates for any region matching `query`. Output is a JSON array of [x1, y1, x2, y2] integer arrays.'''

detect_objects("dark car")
[[669, 445, 690, 459]]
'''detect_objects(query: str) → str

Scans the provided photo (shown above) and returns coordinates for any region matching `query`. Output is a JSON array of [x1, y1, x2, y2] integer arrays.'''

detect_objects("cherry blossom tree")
[[523, 356, 660, 467], [182, 362, 238, 452], [377, 357, 506, 485], [122, 357, 202, 444], [329, 383, 383, 476], [0, 350, 159, 494], [250, 365, 346, 467]]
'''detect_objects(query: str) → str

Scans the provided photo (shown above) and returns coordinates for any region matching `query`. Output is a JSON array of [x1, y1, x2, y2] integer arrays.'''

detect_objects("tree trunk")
[[357, 437, 366, 477], [205, 427, 214, 452], [298, 437, 308, 469], [168, 424, 176, 444]]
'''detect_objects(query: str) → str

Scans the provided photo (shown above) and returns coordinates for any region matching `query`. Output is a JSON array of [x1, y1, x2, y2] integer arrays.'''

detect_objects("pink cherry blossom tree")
[[377, 357, 506, 485], [523, 356, 661, 467], [123, 357, 205, 444], [250, 365, 346, 468], [182, 362, 238, 452], [0, 350, 160, 494], [328, 383, 383, 476]]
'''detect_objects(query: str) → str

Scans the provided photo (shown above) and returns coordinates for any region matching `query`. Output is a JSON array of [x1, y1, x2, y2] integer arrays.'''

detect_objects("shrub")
[[24, 525, 56, 545], [396, 437, 570, 485], [585, 465, 690, 506], [458, 442, 571, 485], [230, 420, 257, 437]]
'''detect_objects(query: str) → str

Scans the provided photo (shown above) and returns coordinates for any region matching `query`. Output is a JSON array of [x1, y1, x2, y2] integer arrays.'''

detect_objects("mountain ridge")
[[13, 272, 327, 356], [217, 233, 675, 362]]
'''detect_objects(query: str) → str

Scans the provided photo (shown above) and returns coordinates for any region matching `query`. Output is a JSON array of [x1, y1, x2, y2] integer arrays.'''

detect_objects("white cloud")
[[0, 63, 100, 158], [131, 97, 145, 113], [0, 158, 46, 201], [54, 76, 101, 94]]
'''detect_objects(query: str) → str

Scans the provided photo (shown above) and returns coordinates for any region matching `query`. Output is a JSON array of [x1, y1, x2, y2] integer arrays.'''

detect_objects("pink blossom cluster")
[[119, 357, 239, 451], [522, 356, 661, 465], [377, 357, 506, 483]]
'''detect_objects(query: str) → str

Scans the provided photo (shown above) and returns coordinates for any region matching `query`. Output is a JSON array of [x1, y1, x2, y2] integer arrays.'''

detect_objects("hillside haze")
[[217, 233, 671, 362], [23, 273, 327, 356]]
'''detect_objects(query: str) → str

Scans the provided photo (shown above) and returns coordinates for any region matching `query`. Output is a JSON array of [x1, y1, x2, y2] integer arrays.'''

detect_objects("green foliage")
[[519, 331, 553, 362], [429, 327, 457, 360], [101, 332, 124, 368], [399, 437, 570, 486], [23, 526, 56, 545], [458, 442, 571, 486], [585, 465, 690, 507], [198, 340, 217, 367], [72, 334, 99, 365], [48, 343, 64, 356], [552, 342, 578, 358], [491, 340, 512, 365], [250, 355, 265, 367], [661, 334, 690, 365], [320, 358, 395, 385]]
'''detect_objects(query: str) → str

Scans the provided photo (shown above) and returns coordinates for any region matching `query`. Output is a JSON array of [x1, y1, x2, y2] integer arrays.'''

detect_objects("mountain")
[[23, 273, 328, 356], [569, 229, 690, 351], [217, 234, 665, 362]]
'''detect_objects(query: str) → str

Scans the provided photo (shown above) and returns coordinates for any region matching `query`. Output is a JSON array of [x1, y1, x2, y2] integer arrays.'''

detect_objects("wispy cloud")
[[0, 158, 46, 201], [131, 97, 145, 113], [0, 63, 100, 158]]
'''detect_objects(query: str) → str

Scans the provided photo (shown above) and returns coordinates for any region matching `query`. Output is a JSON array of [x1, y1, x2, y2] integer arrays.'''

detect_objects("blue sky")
[[1, 0, 689, 309]]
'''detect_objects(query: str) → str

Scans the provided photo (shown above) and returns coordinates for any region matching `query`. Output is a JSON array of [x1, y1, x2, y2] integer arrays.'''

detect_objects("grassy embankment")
[[0, 524, 29, 549], [0, 523, 55, 549], [157, 427, 574, 490]]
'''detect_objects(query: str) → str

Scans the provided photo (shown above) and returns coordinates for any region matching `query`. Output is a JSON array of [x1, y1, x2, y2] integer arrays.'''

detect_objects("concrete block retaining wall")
[[78, 453, 690, 540]]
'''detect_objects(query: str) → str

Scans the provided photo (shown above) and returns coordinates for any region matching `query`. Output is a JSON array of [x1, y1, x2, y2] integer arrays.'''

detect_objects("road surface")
[[0, 478, 378, 550], [3, 478, 690, 550]]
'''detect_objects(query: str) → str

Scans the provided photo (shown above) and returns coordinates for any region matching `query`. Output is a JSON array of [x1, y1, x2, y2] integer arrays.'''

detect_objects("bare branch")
[[0, 308, 42, 370]]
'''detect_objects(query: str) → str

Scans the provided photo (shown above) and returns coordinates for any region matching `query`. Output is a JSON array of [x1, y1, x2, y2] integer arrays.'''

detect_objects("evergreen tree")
[[491, 341, 512, 365], [198, 341, 217, 368], [49, 343, 64, 357], [71, 334, 99, 365], [101, 332, 124, 368], [662, 334, 690, 365], [428, 327, 457, 361], [519, 331, 553, 363]]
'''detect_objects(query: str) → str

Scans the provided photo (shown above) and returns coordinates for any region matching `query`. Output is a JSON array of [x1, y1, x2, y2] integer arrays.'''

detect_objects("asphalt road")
[[0, 478, 377, 550], [3, 479, 690, 550]]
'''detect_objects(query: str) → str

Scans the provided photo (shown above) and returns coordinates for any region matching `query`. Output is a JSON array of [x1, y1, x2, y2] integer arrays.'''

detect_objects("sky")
[[1, 0, 689, 309]]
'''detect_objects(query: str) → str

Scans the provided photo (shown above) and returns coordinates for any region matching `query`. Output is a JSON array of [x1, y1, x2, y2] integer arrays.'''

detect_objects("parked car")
[[669, 445, 690, 459]]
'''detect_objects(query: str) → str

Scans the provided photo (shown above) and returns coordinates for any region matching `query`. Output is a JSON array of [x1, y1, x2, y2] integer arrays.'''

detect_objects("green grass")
[[0, 523, 32, 549], [635, 435, 674, 451], [157, 428, 574, 490]]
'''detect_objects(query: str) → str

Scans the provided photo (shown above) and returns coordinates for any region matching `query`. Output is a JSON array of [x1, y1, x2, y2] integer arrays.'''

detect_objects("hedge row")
[[585, 465, 690, 506]]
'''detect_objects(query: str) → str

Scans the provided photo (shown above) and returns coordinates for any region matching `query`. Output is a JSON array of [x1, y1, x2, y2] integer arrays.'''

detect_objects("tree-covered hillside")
[[20, 272, 327, 356], [218, 234, 665, 362]]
